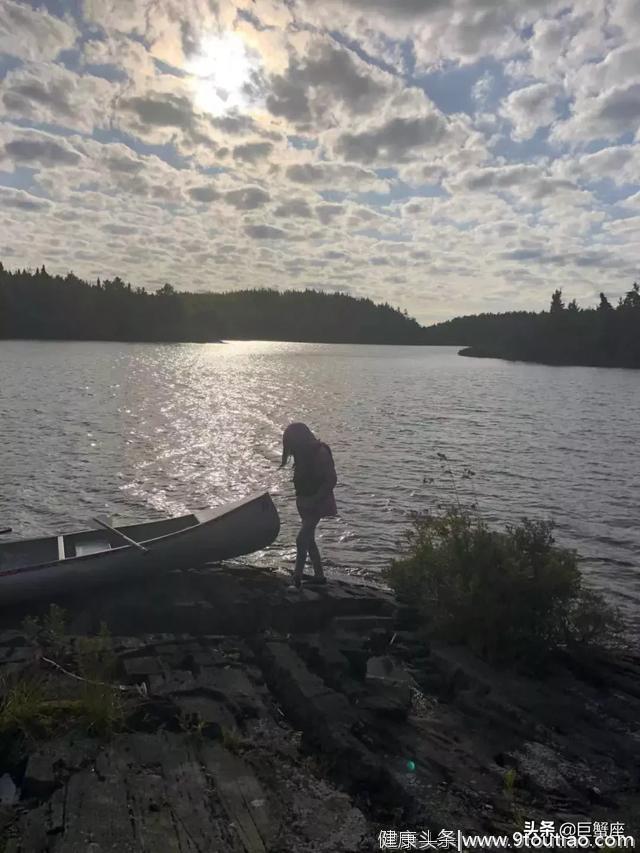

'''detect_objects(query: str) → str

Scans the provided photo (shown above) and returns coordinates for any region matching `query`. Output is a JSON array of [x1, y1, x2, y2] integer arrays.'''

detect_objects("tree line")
[[3, 262, 638, 365], [422, 285, 640, 368], [0, 262, 425, 345]]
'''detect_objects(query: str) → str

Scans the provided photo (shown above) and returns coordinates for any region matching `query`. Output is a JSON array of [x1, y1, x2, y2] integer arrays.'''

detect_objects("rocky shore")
[[1, 565, 639, 851]]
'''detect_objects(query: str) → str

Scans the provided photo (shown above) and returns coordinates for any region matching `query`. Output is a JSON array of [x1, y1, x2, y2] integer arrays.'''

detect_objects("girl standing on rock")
[[280, 422, 337, 588]]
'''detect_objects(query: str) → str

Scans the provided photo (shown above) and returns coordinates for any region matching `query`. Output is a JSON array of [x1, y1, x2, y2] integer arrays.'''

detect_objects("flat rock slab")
[[364, 655, 414, 717], [202, 742, 272, 853], [1, 569, 639, 847], [0, 774, 18, 806], [0, 570, 395, 638], [3, 729, 370, 852], [123, 656, 164, 677]]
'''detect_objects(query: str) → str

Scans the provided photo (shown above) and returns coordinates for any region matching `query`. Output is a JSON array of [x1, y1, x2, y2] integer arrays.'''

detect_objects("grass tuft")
[[1, 619, 125, 740]]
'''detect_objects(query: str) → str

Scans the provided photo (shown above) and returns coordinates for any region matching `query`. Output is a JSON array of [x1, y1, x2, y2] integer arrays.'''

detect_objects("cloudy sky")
[[0, 0, 639, 323]]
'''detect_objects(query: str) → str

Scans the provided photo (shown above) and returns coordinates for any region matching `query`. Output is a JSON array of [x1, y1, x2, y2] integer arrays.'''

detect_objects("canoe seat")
[[74, 537, 111, 557]]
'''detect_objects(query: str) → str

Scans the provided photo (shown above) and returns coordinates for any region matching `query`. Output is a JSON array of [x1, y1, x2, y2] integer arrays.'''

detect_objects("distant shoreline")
[[0, 336, 225, 345], [458, 345, 640, 370], [3, 339, 639, 365], [0, 336, 432, 346]]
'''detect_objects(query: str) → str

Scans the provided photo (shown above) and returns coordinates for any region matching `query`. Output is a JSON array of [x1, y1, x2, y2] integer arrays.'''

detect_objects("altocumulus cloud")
[[245, 224, 288, 239], [3, 136, 81, 168]]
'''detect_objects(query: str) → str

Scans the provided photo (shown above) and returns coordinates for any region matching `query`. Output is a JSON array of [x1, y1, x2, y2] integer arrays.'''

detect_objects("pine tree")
[[550, 289, 565, 314]]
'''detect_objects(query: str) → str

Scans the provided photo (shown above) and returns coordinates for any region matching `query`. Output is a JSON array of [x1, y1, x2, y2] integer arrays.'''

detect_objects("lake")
[[1, 340, 638, 630]]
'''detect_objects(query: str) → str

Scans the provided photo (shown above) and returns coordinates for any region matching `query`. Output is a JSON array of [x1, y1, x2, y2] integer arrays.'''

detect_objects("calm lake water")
[[1, 340, 638, 629]]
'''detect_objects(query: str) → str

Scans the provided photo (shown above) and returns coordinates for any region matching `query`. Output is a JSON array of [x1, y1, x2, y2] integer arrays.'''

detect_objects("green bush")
[[384, 506, 623, 664], [22, 603, 67, 653]]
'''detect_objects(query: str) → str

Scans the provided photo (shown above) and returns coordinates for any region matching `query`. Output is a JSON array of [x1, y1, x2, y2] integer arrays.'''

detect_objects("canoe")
[[0, 492, 280, 605]]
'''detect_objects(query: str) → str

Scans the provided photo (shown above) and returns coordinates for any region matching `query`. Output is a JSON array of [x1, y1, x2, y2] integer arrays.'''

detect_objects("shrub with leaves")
[[22, 604, 67, 654], [384, 505, 623, 664]]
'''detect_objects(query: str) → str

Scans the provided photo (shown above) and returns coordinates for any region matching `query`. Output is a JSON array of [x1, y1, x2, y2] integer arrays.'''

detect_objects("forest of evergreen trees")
[[0, 262, 425, 345], [2, 262, 639, 366], [422, 285, 640, 368]]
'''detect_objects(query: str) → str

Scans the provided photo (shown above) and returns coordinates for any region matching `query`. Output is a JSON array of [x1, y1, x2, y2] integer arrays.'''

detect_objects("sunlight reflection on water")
[[1, 340, 638, 629]]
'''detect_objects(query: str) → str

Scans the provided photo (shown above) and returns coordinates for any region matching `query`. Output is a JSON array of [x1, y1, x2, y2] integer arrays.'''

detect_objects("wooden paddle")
[[0, 528, 12, 535], [92, 516, 149, 554]]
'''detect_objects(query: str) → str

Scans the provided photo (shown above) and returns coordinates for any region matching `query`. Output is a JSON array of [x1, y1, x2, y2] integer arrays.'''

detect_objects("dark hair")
[[280, 422, 317, 468]]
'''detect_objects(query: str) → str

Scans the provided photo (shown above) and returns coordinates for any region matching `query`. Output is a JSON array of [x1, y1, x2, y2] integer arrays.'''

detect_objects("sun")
[[186, 32, 255, 117]]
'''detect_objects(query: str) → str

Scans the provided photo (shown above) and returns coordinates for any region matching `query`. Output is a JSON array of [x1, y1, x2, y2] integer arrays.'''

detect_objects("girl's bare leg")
[[294, 516, 323, 581], [295, 517, 315, 579], [307, 532, 324, 578]]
